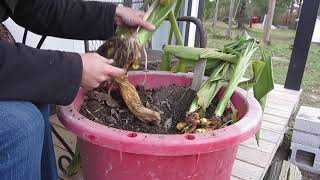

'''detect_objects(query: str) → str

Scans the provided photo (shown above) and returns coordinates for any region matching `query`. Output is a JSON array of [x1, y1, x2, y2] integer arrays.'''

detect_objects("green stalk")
[[214, 41, 258, 117], [163, 45, 237, 64], [159, 4, 184, 71], [135, 0, 178, 46], [159, 0, 183, 71], [168, 11, 183, 45], [168, 0, 183, 44], [168, 10, 183, 46]]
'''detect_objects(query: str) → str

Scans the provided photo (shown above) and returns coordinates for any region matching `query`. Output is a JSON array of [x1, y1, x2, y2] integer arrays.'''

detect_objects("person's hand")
[[80, 53, 125, 90], [114, 5, 155, 31]]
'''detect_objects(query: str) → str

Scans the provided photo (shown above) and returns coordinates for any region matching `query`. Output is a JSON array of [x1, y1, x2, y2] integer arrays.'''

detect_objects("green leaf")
[[137, 0, 178, 46], [253, 52, 274, 101], [163, 45, 237, 64], [195, 63, 230, 110], [238, 60, 265, 90], [159, 52, 171, 71], [215, 39, 258, 117], [255, 130, 260, 146]]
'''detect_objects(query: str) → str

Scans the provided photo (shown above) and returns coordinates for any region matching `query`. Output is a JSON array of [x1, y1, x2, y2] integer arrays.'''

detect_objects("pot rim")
[[58, 71, 262, 156]]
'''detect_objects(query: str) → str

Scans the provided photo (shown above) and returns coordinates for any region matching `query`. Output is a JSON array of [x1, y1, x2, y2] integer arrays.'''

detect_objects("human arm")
[[0, 40, 124, 105], [11, 0, 117, 40]]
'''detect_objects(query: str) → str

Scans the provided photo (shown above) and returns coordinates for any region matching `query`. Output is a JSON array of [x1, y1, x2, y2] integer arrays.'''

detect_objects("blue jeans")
[[0, 101, 58, 180]]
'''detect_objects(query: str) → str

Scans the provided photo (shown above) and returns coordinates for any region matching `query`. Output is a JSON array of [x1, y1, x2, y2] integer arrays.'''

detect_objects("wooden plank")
[[288, 163, 302, 180], [50, 115, 66, 130], [263, 114, 289, 126], [236, 145, 270, 168], [52, 125, 77, 151], [265, 161, 302, 180], [279, 161, 290, 180], [268, 90, 300, 99], [264, 161, 283, 180], [264, 107, 293, 119], [266, 97, 297, 107], [266, 93, 298, 103], [273, 84, 301, 95], [265, 102, 295, 113], [240, 137, 277, 154], [232, 160, 264, 180], [259, 129, 282, 143], [261, 121, 285, 133], [191, 59, 207, 91]]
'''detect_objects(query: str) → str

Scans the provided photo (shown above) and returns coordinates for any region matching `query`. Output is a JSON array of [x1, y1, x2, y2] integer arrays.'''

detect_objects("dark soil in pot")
[[80, 86, 231, 134]]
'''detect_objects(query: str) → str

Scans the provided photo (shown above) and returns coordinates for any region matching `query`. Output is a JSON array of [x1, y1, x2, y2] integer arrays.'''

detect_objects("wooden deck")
[[51, 84, 302, 180]]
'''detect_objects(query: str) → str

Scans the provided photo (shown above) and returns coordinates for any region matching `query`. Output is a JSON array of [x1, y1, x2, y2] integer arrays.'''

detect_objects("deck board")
[[258, 129, 282, 143], [52, 84, 301, 180], [262, 114, 289, 126], [232, 160, 265, 180]]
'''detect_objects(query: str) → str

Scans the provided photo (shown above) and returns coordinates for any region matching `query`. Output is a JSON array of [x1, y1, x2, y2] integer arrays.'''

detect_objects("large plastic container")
[[58, 71, 262, 180]]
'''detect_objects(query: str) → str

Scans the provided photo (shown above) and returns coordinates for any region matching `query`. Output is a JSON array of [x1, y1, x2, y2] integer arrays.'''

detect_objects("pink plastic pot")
[[58, 71, 262, 180]]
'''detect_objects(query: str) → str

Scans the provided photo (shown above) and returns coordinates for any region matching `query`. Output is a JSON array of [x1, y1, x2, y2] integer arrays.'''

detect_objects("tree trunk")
[[295, 0, 303, 29], [213, 0, 220, 26], [247, 0, 253, 28], [237, 0, 247, 29], [288, 0, 294, 27], [226, 0, 235, 39], [263, 0, 276, 45]]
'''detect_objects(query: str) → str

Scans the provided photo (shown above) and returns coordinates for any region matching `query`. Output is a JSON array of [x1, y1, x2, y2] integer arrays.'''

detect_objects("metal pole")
[[195, 0, 204, 47], [284, 0, 320, 90]]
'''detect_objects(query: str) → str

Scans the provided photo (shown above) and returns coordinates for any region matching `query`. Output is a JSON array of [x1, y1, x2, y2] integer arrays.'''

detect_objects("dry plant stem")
[[115, 75, 161, 125], [97, 36, 161, 125]]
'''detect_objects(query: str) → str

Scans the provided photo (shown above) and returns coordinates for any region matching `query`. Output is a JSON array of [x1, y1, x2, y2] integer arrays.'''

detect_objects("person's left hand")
[[114, 5, 155, 31]]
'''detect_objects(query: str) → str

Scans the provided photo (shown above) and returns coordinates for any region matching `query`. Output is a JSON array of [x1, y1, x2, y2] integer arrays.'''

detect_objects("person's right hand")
[[80, 53, 125, 90]]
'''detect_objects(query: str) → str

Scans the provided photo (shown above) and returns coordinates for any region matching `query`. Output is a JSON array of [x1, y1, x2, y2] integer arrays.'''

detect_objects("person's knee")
[[0, 101, 45, 142], [0, 102, 46, 180]]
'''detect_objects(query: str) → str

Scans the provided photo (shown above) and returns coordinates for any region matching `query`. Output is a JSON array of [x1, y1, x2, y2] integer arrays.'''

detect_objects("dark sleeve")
[[0, 40, 82, 105], [11, 0, 117, 40]]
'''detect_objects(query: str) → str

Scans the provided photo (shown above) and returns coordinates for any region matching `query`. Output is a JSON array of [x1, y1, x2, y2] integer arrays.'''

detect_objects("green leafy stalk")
[[159, 52, 171, 70], [214, 40, 258, 117], [168, 0, 183, 44], [238, 60, 265, 90], [253, 48, 274, 101], [196, 62, 230, 110], [159, 0, 184, 71], [168, 10, 183, 45], [137, 0, 177, 46], [163, 45, 237, 63]]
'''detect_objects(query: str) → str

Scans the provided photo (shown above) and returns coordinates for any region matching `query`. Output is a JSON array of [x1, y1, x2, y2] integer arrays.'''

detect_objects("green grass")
[[205, 21, 320, 108]]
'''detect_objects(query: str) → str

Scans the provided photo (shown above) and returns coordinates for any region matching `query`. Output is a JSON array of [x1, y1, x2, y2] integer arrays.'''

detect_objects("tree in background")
[[204, 0, 231, 20], [237, 0, 247, 29]]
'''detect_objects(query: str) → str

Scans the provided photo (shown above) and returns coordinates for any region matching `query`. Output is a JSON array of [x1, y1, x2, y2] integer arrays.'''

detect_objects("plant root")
[[176, 112, 224, 133], [115, 75, 161, 125], [94, 35, 161, 125], [97, 35, 141, 70]]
